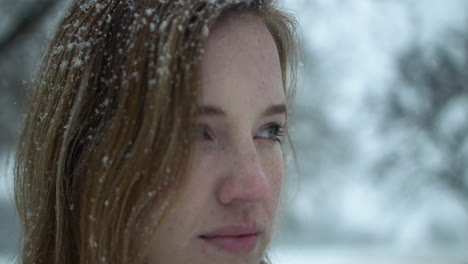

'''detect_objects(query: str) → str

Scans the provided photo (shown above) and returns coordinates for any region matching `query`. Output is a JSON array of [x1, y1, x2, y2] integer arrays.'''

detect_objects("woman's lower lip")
[[201, 234, 258, 254]]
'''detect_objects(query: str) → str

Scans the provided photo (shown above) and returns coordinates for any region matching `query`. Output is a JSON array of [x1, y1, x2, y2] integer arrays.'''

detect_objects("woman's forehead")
[[200, 12, 285, 113]]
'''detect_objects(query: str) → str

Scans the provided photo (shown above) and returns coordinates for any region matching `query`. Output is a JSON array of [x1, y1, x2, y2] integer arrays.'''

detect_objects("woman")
[[14, 0, 298, 263]]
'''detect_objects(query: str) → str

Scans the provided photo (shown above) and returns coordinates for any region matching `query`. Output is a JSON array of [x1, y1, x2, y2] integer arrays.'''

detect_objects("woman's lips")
[[200, 225, 261, 254]]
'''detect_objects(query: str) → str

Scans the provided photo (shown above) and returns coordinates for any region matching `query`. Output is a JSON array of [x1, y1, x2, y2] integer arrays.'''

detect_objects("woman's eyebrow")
[[196, 103, 287, 117], [196, 105, 226, 116], [262, 103, 287, 117]]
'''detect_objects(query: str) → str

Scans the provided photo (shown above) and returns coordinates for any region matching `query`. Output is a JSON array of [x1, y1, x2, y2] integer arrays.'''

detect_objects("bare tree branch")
[[0, 0, 60, 54]]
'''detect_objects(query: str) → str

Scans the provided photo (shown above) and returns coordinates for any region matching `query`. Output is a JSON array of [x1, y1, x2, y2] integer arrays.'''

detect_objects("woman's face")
[[145, 13, 285, 264]]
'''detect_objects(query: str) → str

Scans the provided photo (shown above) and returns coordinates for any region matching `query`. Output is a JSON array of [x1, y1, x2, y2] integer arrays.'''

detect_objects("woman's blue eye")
[[256, 123, 285, 143]]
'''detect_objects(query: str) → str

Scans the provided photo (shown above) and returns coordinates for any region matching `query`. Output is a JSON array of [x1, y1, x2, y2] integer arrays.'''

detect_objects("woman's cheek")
[[257, 141, 283, 201]]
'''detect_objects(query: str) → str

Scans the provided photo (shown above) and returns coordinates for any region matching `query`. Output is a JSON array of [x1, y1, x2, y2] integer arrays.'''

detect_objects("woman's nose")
[[216, 141, 269, 206]]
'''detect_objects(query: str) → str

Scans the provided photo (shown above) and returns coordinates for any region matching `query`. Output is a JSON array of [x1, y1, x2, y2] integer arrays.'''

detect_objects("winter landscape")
[[1, 0, 468, 263]]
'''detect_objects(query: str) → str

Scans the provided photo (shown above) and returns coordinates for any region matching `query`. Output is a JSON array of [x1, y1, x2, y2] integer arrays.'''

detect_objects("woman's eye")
[[256, 123, 285, 143], [192, 124, 213, 141]]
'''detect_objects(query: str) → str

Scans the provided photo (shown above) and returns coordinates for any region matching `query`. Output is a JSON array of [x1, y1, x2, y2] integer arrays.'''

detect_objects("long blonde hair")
[[14, 0, 298, 263]]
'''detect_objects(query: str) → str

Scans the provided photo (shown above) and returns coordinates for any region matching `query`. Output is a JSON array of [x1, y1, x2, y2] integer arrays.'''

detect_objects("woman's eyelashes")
[[193, 122, 285, 143], [255, 123, 285, 143], [193, 123, 214, 141]]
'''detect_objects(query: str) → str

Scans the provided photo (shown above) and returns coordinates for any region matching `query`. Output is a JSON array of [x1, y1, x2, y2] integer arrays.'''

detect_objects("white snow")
[[201, 24, 209, 37], [146, 9, 155, 16], [159, 20, 168, 32]]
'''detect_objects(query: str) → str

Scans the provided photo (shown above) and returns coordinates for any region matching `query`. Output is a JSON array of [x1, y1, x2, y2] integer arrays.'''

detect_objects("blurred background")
[[1, 0, 467, 263]]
